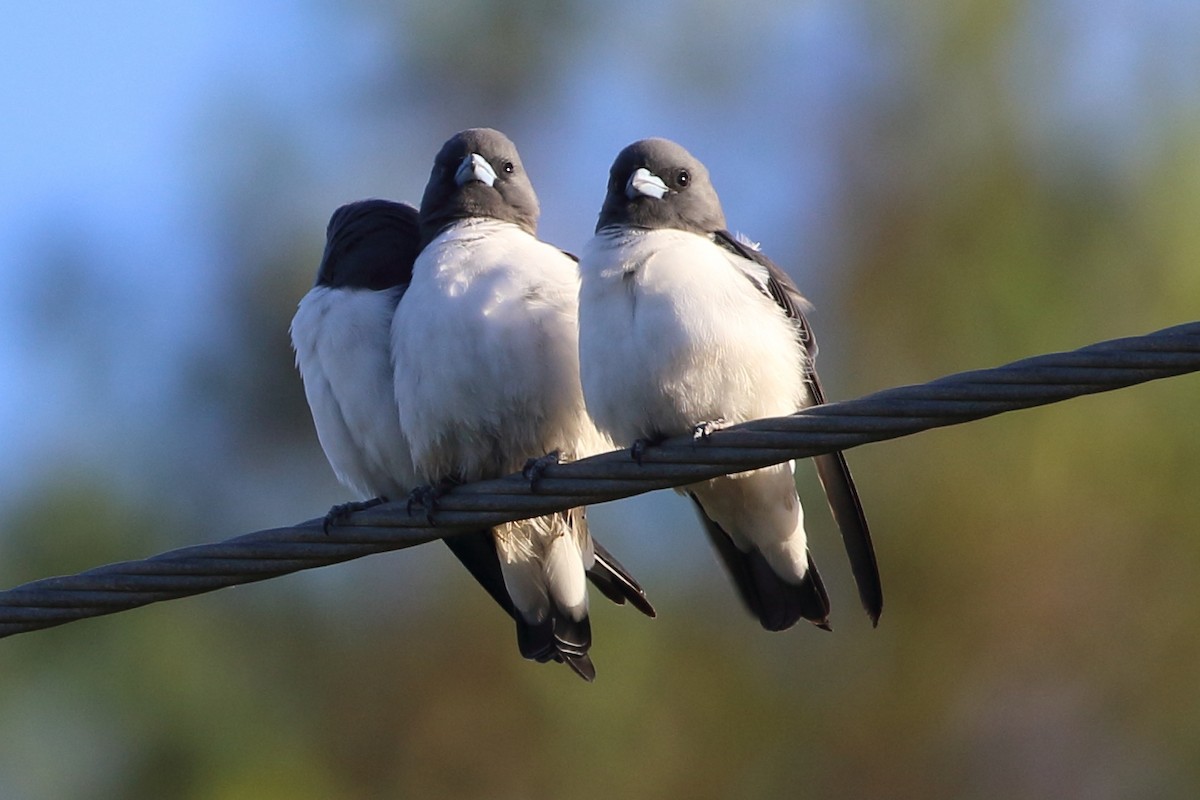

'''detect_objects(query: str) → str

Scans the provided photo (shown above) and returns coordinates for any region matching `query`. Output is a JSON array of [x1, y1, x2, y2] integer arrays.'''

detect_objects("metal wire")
[[1, 320, 1197, 638]]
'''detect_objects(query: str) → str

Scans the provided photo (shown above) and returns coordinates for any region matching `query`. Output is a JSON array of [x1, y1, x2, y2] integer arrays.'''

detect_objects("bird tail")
[[444, 528, 596, 679], [687, 493, 830, 632], [515, 613, 595, 681], [503, 511, 601, 681], [445, 510, 653, 681]]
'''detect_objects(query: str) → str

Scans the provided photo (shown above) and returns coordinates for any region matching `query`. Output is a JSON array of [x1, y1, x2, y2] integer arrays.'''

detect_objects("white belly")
[[578, 228, 807, 445]]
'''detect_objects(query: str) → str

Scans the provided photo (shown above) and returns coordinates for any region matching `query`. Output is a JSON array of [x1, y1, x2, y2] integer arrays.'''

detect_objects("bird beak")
[[626, 167, 669, 200], [455, 153, 497, 187]]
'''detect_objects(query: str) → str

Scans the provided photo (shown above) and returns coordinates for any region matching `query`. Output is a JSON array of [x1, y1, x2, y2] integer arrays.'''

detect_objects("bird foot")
[[630, 434, 666, 465], [692, 418, 728, 440], [323, 496, 387, 535], [406, 479, 457, 524], [522, 449, 561, 491]]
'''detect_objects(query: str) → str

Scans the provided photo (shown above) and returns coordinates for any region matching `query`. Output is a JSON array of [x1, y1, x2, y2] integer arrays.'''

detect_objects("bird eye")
[[677, 169, 690, 187], [503, 161, 515, 174]]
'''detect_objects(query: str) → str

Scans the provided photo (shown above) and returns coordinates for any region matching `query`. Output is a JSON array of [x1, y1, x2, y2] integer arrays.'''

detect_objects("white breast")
[[290, 285, 416, 498], [578, 228, 807, 445], [391, 219, 602, 482]]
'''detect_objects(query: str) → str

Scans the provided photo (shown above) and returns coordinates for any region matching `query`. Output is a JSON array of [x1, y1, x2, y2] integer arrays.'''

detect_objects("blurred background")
[[2, 1, 1199, 797]]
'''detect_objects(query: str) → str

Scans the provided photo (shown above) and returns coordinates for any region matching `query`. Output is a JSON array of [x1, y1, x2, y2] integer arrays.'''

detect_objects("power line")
[[1, 320, 1196, 638]]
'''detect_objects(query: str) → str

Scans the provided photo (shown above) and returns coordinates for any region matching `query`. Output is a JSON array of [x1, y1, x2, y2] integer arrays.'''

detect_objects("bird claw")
[[522, 450, 561, 491], [692, 418, 727, 440], [406, 480, 456, 524], [322, 496, 387, 535], [630, 435, 665, 465]]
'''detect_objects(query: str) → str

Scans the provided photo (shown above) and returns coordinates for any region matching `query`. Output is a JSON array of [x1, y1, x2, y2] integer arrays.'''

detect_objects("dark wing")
[[442, 530, 517, 617], [589, 540, 656, 618], [319, 199, 422, 291], [713, 231, 883, 625]]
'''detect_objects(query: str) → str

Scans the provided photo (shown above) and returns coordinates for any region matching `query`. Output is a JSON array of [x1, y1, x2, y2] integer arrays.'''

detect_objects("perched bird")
[[291, 198, 653, 679], [392, 128, 653, 680], [290, 199, 422, 514], [577, 138, 882, 632]]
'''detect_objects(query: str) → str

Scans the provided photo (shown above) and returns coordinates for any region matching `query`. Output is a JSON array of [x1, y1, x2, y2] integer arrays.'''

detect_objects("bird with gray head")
[[392, 128, 655, 681], [577, 137, 882, 632], [291, 197, 653, 680]]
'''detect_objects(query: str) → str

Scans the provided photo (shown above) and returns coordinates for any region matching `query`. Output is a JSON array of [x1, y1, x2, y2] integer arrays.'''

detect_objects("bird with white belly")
[[577, 138, 882, 632]]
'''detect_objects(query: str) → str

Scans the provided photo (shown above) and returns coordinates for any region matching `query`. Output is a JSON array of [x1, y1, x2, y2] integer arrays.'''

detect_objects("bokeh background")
[[2, 2, 1199, 797]]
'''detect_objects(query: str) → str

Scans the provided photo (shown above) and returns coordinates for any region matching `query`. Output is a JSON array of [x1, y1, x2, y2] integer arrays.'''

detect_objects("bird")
[[290, 199, 422, 516], [291, 196, 653, 680], [576, 137, 882, 632], [391, 128, 653, 680]]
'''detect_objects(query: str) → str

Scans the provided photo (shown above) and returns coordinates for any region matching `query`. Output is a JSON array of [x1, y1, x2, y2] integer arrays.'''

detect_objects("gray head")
[[419, 128, 540, 246], [596, 138, 726, 234], [317, 199, 421, 290]]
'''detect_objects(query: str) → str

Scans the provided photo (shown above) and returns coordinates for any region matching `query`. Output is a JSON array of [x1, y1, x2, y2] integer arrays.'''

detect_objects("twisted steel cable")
[[1, 320, 1197, 638]]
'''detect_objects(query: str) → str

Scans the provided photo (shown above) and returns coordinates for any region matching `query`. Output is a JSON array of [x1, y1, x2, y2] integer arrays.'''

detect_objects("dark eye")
[[677, 169, 690, 188], [503, 161, 515, 174]]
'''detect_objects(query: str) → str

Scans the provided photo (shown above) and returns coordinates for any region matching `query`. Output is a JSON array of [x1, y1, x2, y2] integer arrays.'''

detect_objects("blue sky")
[[0, 4, 356, 494]]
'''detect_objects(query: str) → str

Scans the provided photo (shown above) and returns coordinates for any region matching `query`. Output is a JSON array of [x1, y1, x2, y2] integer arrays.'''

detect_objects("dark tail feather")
[[561, 652, 596, 682], [813, 451, 882, 625], [516, 613, 595, 682], [553, 613, 595, 682], [588, 540, 657, 617], [688, 494, 831, 632]]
